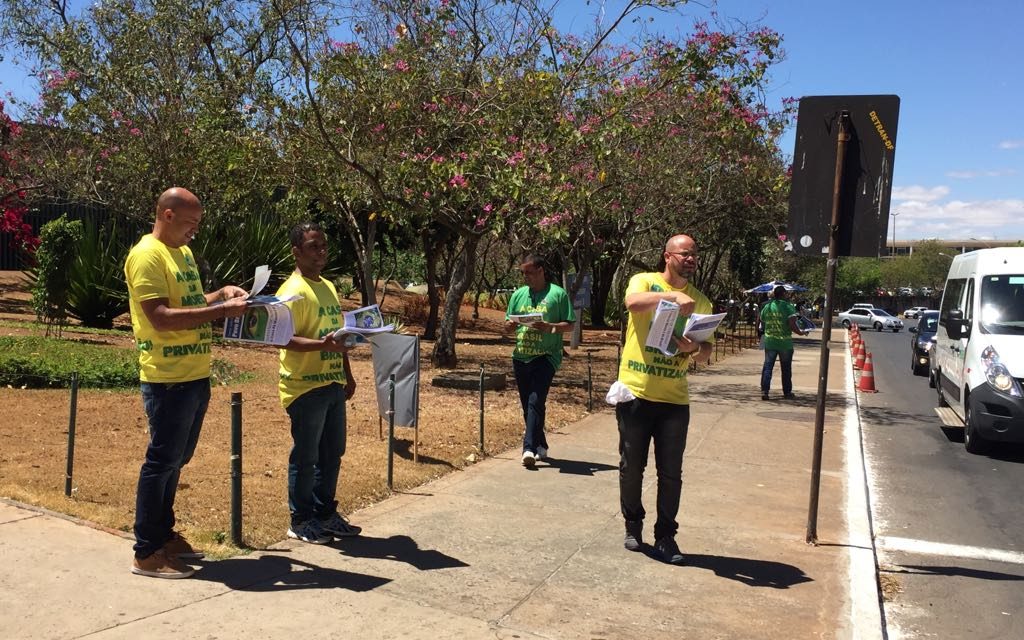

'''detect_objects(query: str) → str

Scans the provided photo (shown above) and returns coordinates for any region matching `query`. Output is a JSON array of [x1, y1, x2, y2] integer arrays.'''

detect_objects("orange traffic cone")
[[857, 352, 878, 392], [853, 341, 866, 370]]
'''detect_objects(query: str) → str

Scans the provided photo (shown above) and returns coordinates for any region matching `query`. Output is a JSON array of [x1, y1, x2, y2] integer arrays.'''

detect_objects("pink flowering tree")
[[0, 98, 39, 258], [0, 0, 295, 284]]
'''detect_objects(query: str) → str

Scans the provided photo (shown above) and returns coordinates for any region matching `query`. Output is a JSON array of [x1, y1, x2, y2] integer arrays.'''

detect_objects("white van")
[[931, 248, 1024, 453]]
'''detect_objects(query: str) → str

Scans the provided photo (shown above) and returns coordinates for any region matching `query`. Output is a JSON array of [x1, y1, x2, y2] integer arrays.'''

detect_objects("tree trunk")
[[421, 229, 442, 340], [431, 234, 480, 368]]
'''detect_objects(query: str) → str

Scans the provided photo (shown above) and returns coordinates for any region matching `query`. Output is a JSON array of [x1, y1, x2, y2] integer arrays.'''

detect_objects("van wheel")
[[936, 373, 948, 407], [964, 397, 990, 455], [928, 369, 936, 388], [874, 322, 883, 331]]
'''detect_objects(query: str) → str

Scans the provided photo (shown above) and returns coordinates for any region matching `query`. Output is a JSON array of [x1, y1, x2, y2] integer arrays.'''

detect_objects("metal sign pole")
[[807, 111, 850, 545]]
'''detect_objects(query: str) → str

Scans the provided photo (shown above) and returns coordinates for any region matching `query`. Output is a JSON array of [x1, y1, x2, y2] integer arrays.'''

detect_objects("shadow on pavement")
[[639, 548, 813, 588], [193, 553, 391, 592], [334, 534, 469, 571], [540, 456, 617, 476], [889, 564, 1024, 581], [693, 382, 848, 408]]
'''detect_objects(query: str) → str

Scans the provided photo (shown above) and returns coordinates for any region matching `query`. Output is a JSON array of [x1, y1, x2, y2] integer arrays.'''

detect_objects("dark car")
[[909, 311, 938, 376]]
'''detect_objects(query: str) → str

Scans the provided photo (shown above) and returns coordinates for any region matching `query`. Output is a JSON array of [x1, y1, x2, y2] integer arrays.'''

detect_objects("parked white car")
[[904, 306, 931, 320], [838, 307, 904, 332]]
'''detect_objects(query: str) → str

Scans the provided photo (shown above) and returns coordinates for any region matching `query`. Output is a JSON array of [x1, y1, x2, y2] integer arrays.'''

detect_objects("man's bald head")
[[155, 188, 201, 218], [152, 187, 203, 247], [665, 234, 695, 253]]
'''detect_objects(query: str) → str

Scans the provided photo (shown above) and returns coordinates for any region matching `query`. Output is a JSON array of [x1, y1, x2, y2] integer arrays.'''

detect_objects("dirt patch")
[[0, 271, 759, 555], [0, 273, 630, 554]]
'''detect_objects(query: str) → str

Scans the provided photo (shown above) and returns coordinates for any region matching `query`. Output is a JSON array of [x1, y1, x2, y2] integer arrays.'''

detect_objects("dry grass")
[[0, 271, 758, 555], [0, 273, 626, 554]]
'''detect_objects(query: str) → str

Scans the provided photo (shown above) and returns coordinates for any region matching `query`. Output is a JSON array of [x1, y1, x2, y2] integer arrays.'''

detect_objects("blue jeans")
[[134, 378, 211, 558], [513, 357, 556, 454], [761, 348, 794, 395], [286, 382, 347, 527], [616, 398, 690, 541]]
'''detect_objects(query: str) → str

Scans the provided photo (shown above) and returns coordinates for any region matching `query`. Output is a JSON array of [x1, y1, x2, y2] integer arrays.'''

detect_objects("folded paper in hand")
[[644, 300, 726, 356], [509, 312, 543, 325], [221, 266, 301, 346], [332, 304, 394, 346]]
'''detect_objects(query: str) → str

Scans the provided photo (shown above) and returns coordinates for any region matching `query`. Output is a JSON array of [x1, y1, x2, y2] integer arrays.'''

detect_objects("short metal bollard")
[[387, 374, 396, 491], [587, 352, 593, 411], [478, 364, 485, 454], [64, 372, 79, 497], [230, 392, 243, 547]]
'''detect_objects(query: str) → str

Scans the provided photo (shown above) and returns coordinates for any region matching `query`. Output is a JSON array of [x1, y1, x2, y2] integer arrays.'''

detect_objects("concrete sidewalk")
[[1, 335, 877, 639]]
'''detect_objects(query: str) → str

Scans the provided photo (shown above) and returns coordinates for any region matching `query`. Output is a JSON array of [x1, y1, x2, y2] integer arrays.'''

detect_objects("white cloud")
[[891, 185, 950, 202], [998, 139, 1024, 149], [945, 169, 1018, 179], [891, 198, 1024, 241]]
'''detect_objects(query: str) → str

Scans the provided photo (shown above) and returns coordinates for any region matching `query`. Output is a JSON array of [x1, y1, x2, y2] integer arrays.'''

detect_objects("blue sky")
[[602, 0, 1024, 242], [3, 0, 1023, 242]]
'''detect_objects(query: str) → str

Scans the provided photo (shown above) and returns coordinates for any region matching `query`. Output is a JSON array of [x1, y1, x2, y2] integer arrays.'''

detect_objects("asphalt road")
[[852, 328, 1024, 640]]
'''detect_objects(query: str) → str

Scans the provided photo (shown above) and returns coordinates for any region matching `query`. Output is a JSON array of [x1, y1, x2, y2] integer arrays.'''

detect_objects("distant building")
[[887, 238, 1022, 257]]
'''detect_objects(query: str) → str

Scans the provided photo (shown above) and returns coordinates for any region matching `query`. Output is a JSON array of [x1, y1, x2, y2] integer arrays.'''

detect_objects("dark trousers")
[[286, 382, 347, 526], [134, 378, 210, 558], [761, 347, 794, 395], [512, 357, 556, 453], [616, 398, 690, 541]]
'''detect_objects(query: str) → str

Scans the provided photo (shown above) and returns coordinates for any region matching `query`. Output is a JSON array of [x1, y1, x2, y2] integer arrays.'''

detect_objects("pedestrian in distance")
[[615, 234, 713, 565], [276, 222, 361, 544], [125, 187, 249, 579], [502, 254, 575, 469], [759, 285, 809, 401]]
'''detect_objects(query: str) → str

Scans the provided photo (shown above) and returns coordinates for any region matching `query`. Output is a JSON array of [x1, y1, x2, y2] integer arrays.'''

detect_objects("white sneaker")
[[536, 446, 548, 460], [521, 450, 536, 469]]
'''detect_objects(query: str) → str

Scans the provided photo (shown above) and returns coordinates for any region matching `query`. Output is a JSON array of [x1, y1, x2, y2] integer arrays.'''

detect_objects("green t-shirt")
[[760, 299, 798, 351], [505, 283, 575, 370]]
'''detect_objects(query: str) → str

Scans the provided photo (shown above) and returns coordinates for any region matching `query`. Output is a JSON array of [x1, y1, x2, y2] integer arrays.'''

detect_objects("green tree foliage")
[[31, 214, 83, 336]]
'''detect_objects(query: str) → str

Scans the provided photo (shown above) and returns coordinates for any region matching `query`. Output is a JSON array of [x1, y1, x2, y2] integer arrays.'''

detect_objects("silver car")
[[837, 307, 904, 332]]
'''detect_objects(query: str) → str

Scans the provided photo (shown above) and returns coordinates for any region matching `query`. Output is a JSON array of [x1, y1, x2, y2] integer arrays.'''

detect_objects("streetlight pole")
[[890, 210, 900, 256]]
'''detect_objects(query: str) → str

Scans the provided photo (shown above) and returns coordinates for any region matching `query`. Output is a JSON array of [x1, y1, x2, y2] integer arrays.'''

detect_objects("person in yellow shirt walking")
[[615, 234, 713, 565], [276, 222, 360, 544], [125, 188, 249, 579]]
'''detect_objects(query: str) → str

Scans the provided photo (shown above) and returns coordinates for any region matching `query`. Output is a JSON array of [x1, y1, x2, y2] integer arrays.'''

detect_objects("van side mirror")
[[947, 310, 964, 339]]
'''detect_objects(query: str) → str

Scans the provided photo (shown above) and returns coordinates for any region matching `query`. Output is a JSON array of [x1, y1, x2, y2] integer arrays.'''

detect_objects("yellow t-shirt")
[[277, 272, 346, 409], [124, 234, 212, 383], [617, 272, 713, 405]]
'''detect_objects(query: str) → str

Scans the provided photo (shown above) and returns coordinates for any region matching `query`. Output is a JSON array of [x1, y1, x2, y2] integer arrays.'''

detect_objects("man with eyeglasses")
[[503, 254, 575, 468], [614, 234, 713, 565]]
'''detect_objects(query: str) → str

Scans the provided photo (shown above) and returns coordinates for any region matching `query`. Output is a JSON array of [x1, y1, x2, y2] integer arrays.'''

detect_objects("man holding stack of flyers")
[[276, 222, 361, 544], [503, 254, 575, 469]]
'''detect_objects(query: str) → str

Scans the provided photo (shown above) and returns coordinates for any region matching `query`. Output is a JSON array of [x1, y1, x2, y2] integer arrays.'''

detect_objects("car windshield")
[[920, 314, 938, 333], [980, 275, 1024, 334], [871, 309, 893, 317]]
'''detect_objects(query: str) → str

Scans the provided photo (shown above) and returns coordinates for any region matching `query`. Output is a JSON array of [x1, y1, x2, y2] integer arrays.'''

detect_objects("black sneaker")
[[655, 537, 685, 565], [624, 520, 643, 551], [761, 393, 769, 401], [784, 393, 796, 400]]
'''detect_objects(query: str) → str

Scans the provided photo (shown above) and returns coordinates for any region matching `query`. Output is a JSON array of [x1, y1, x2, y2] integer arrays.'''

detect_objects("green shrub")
[[0, 336, 250, 389], [0, 335, 138, 388], [31, 215, 83, 336], [66, 222, 131, 329]]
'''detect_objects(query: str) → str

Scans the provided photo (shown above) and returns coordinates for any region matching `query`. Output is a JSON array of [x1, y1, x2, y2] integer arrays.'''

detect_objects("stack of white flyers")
[[509, 312, 543, 325], [644, 299, 726, 356], [222, 265, 301, 346], [332, 304, 394, 345]]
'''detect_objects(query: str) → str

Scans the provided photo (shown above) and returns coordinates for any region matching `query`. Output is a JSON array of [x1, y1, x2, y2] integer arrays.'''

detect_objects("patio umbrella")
[[744, 280, 809, 294]]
